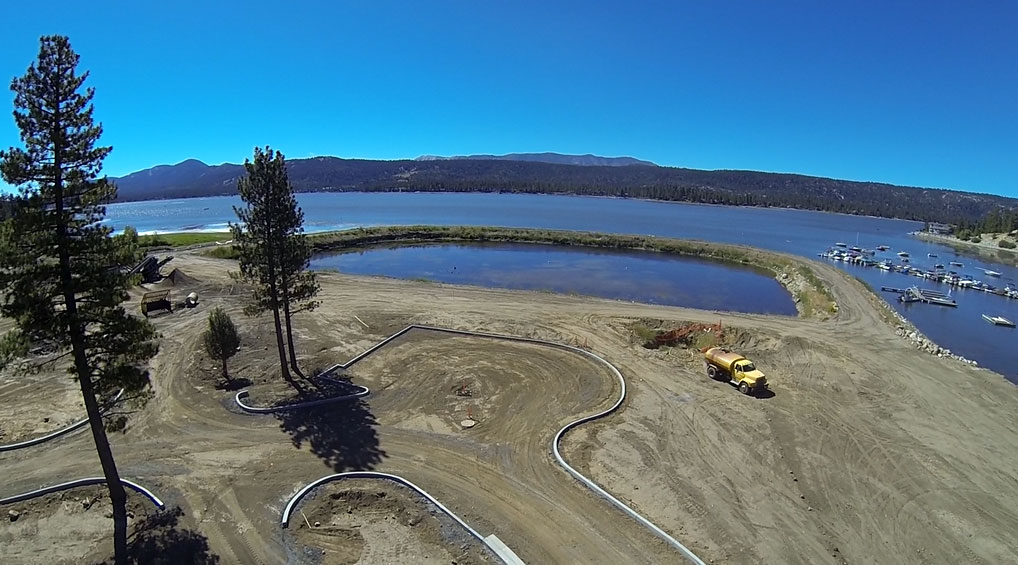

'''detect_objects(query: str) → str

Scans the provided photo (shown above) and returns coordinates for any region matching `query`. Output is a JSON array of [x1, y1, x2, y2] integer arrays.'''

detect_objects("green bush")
[[201, 245, 239, 259], [998, 239, 1016, 249]]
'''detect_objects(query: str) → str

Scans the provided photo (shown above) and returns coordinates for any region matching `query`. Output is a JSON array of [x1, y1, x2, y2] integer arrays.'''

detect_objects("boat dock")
[[899, 286, 957, 307]]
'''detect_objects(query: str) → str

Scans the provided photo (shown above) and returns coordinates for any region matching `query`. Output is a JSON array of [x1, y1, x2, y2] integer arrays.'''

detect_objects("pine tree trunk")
[[280, 283, 303, 378], [77, 367, 130, 565], [221, 357, 229, 382], [52, 142, 129, 564], [268, 281, 291, 383]]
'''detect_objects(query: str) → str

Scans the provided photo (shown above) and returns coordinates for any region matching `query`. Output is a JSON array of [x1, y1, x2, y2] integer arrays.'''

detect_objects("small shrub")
[[202, 246, 239, 260], [998, 239, 1016, 249], [203, 307, 240, 382]]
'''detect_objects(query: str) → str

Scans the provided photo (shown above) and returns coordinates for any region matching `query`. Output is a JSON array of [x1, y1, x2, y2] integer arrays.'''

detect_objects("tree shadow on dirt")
[[214, 376, 252, 391], [97, 506, 219, 564], [274, 396, 386, 471]]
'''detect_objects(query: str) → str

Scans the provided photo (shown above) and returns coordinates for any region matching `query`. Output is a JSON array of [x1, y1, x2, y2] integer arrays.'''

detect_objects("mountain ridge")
[[414, 152, 657, 167], [109, 154, 1018, 223]]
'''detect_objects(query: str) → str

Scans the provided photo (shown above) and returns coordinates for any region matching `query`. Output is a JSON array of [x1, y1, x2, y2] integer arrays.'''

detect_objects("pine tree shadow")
[[274, 396, 386, 471], [98, 506, 219, 564]]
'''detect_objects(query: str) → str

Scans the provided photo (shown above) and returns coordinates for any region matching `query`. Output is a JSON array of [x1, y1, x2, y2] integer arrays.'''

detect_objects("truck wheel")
[[707, 365, 718, 379], [739, 381, 751, 395]]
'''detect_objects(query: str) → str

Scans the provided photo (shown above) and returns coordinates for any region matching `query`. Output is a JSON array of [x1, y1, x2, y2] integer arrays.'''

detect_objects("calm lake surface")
[[107, 192, 1018, 380], [311, 243, 797, 315]]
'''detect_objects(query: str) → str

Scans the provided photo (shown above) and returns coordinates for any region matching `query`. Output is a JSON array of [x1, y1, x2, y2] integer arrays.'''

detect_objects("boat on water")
[[849, 246, 862, 252], [984, 270, 1002, 277], [835, 242, 847, 248], [950, 261, 964, 267], [982, 314, 1016, 327], [876, 245, 890, 251], [928, 253, 938, 258], [897, 251, 910, 257]]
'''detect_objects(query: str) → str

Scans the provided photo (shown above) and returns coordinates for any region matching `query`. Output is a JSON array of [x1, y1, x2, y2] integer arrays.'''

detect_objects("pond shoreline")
[[305, 225, 837, 318]]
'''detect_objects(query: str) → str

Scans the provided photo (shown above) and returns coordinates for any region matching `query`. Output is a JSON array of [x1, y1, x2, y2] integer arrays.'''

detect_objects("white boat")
[[835, 242, 847, 248], [984, 270, 1002, 277], [982, 314, 1016, 327], [876, 245, 890, 251], [897, 251, 910, 257], [950, 261, 964, 267]]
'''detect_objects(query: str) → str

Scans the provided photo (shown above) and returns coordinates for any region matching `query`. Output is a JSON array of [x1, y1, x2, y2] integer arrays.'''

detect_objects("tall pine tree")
[[231, 147, 319, 379], [231, 147, 292, 382], [0, 36, 158, 565]]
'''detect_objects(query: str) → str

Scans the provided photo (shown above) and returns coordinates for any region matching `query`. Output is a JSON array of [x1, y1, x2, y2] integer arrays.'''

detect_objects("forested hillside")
[[110, 155, 1018, 223]]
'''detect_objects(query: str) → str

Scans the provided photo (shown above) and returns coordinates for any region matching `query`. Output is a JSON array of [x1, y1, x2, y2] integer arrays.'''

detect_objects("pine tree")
[[202, 307, 240, 383], [277, 195, 319, 377], [230, 147, 292, 382], [0, 36, 158, 565]]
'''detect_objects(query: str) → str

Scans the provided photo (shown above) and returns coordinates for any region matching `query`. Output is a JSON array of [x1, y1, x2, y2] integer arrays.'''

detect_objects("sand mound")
[[164, 268, 199, 286]]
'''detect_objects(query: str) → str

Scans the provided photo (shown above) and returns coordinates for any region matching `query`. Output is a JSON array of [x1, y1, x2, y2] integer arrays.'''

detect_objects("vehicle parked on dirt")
[[703, 347, 768, 395]]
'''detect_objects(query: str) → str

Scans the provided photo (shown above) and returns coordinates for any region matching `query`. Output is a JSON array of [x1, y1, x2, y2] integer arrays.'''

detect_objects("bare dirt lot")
[[2, 251, 1018, 564]]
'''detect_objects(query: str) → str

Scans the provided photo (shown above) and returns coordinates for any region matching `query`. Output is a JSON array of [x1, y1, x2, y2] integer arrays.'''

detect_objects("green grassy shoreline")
[[194, 225, 837, 318]]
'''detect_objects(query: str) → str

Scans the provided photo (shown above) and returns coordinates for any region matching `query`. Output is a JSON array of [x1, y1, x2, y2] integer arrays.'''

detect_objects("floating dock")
[[982, 314, 1016, 327], [899, 286, 957, 307]]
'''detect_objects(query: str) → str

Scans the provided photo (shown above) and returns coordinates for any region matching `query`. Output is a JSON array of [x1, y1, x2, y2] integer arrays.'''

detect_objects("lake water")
[[107, 192, 1018, 380], [311, 243, 798, 315]]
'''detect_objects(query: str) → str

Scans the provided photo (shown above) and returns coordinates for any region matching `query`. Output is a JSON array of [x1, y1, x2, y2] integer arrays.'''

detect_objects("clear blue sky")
[[1, 1, 1016, 196]]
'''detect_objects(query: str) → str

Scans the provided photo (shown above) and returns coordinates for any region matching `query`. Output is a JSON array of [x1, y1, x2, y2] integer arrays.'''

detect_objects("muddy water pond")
[[310, 242, 797, 315]]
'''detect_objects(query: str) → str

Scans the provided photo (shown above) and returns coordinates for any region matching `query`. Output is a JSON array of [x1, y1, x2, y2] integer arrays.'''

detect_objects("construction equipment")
[[704, 347, 768, 395], [129, 255, 173, 283], [140, 290, 172, 317]]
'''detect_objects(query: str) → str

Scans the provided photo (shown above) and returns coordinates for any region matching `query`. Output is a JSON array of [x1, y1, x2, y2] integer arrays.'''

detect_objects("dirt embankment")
[[1, 250, 1017, 564]]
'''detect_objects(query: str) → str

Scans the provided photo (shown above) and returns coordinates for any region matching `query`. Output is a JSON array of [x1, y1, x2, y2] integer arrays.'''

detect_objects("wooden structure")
[[140, 290, 172, 316]]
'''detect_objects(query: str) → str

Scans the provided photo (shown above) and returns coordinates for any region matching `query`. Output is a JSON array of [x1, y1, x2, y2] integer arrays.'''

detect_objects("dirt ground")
[[1, 486, 152, 565], [2, 251, 1018, 564], [0, 366, 84, 444], [287, 479, 494, 565]]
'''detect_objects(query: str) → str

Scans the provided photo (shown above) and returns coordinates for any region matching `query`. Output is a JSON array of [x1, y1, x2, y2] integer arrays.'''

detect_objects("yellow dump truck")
[[704, 347, 768, 395]]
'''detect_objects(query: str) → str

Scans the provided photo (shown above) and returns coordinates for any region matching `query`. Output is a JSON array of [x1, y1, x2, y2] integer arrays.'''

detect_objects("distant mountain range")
[[110, 153, 1018, 223]]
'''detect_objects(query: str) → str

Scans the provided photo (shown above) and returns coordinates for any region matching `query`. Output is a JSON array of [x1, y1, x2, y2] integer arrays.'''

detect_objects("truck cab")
[[704, 347, 768, 395], [730, 360, 767, 393]]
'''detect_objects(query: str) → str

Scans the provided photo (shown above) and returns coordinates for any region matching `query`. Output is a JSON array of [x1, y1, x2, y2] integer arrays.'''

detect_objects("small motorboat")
[[984, 270, 1002, 277], [982, 314, 1016, 327], [950, 261, 964, 267], [897, 251, 910, 257], [876, 245, 890, 251]]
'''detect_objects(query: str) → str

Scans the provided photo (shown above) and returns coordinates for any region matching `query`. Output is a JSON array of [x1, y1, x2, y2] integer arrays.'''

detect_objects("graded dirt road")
[[2, 251, 1018, 564]]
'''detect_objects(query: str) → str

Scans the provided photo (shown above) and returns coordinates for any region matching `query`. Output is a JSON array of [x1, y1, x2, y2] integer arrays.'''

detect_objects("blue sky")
[[1, 1, 1016, 197]]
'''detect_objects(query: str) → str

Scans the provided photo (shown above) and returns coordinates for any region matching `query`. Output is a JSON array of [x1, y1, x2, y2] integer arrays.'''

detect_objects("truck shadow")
[[753, 389, 776, 399]]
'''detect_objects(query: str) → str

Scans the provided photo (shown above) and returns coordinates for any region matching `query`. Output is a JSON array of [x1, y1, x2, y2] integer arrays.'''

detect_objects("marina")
[[819, 247, 1018, 301]]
